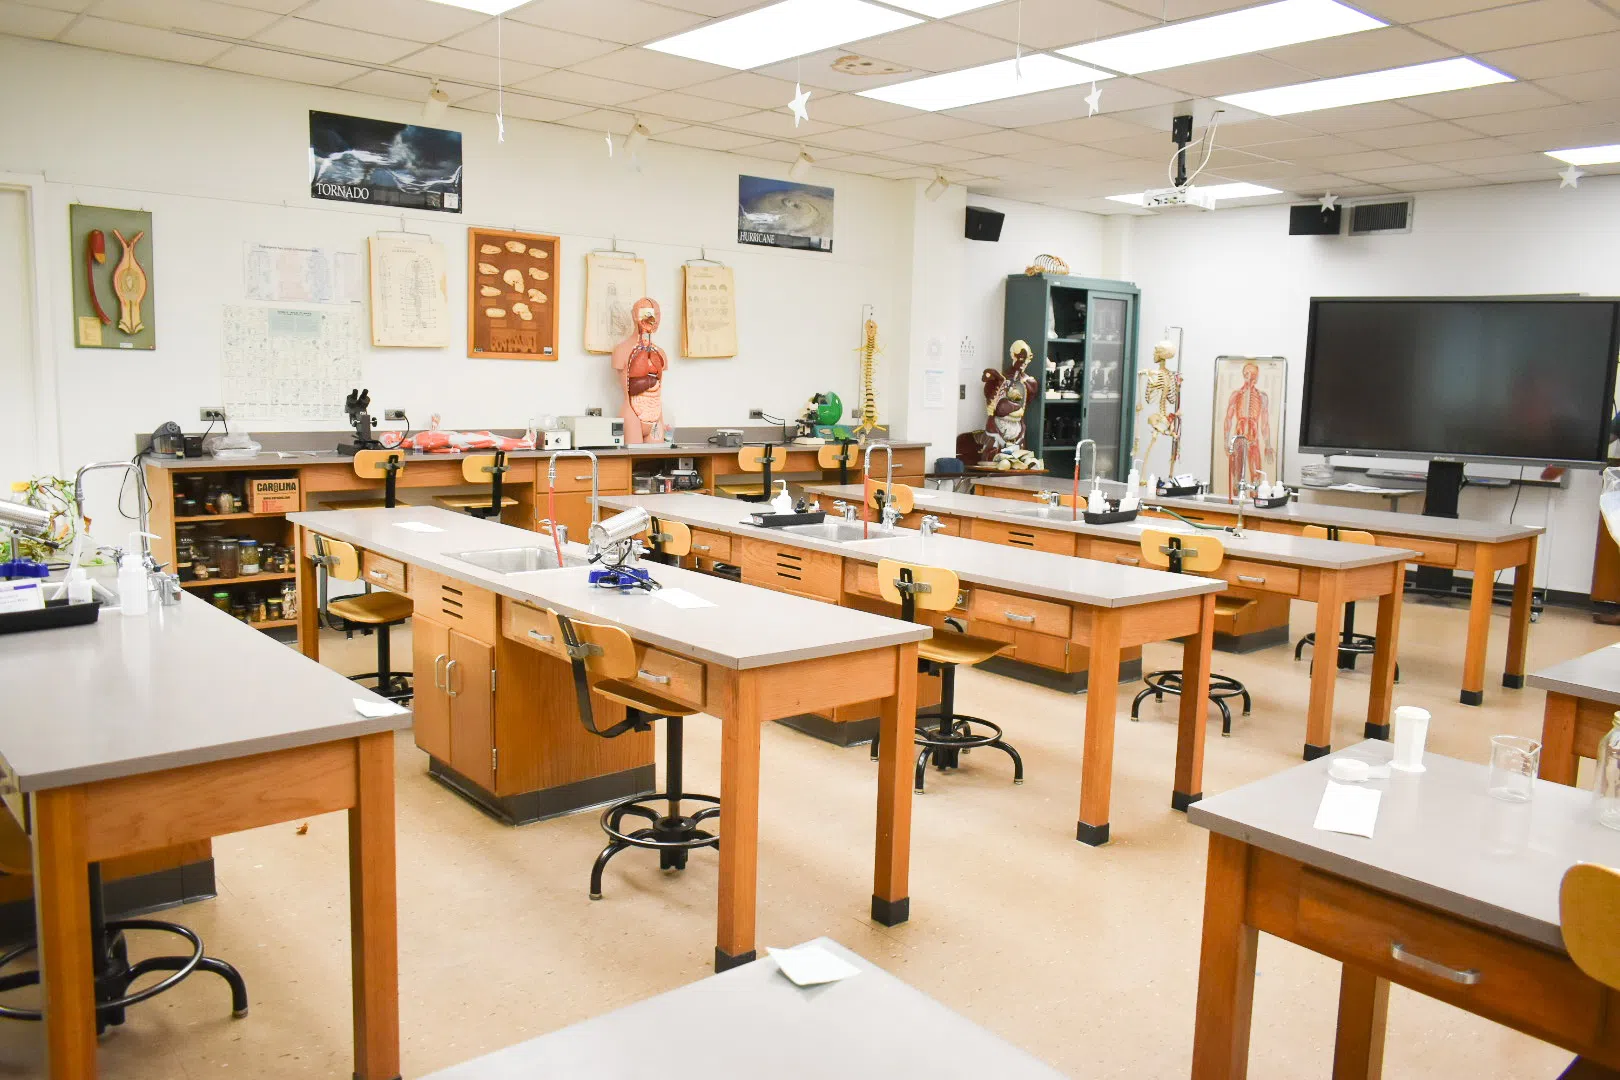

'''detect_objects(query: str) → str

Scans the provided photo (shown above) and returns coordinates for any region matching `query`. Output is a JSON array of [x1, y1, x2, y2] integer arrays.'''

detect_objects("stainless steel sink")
[[1002, 503, 1070, 519], [449, 546, 583, 573], [777, 521, 890, 543]]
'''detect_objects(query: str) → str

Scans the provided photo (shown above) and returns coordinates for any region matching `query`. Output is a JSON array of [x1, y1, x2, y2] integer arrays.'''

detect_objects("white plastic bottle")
[[117, 531, 157, 616]]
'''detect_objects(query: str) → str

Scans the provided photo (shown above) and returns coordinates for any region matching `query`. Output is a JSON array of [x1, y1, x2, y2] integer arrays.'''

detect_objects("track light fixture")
[[789, 149, 814, 182], [423, 79, 450, 125]]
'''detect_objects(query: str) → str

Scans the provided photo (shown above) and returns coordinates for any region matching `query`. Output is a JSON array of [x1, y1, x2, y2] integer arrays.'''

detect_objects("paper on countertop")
[[354, 698, 410, 718], [0, 581, 45, 614], [1314, 781, 1381, 839], [393, 521, 444, 533], [653, 587, 717, 610], [766, 943, 861, 987]]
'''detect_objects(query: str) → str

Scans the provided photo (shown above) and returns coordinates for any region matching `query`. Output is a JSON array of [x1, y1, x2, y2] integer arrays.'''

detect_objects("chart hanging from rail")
[[368, 234, 450, 347], [221, 306, 362, 421]]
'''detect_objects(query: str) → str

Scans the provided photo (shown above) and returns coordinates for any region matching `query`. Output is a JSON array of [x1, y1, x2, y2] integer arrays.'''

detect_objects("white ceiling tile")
[[719, 108, 841, 139], [1343, 119, 1479, 148], [804, 152, 902, 174], [941, 129, 1060, 155], [1479, 32, 1620, 80], [552, 106, 681, 133], [455, 90, 593, 121], [959, 154, 1042, 176], [1260, 27, 1451, 80], [209, 45, 371, 85], [445, 18, 618, 66], [1352, 0, 1519, 18], [1340, 162, 1460, 182], [1382, 175, 1487, 190], [751, 48, 919, 93], [949, 0, 1155, 49], [1207, 116, 1320, 147], [1498, 121, 1620, 151], [61, 16, 229, 63], [942, 84, 1113, 128], [201, 0, 304, 12], [568, 46, 730, 89], [1107, 0, 1263, 18], [881, 142, 987, 164], [396, 45, 548, 85], [803, 126, 915, 152], [1240, 134, 1366, 159], [511, 69, 648, 105], [254, 19, 422, 65], [295, 0, 487, 41], [1006, 143, 1129, 168], [1292, 101, 1433, 133], [653, 125, 768, 150], [1201, 159, 1323, 180], [866, 113, 996, 140], [624, 89, 755, 122], [0, 0, 72, 37], [1538, 69, 1620, 102], [8, 0, 94, 10], [1460, 102, 1606, 135], [1415, 0, 1620, 54], [1400, 80, 1563, 118], [1398, 136, 1524, 161], [851, 20, 1013, 71], [1447, 151, 1573, 173], [339, 69, 481, 104], [1076, 77, 1190, 113], [799, 91, 918, 126], [91, 0, 279, 38], [642, 0, 761, 15], [1148, 55, 1318, 98], [1330, 184, 1396, 196], [1021, 113, 1156, 144], [506, 0, 707, 45], [740, 140, 836, 164], [1310, 149, 1416, 172], [683, 71, 801, 108]]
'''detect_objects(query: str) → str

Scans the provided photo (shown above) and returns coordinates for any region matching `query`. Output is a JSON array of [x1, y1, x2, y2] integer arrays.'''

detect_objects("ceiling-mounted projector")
[[1142, 187, 1216, 210]]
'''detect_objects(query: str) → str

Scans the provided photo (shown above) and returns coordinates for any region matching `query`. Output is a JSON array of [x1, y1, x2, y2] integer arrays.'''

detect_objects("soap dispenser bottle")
[[770, 480, 793, 515], [117, 531, 158, 616]]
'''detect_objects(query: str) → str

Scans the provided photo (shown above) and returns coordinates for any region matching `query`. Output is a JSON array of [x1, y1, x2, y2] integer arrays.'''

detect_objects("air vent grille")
[[1348, 199, 1413, 235]]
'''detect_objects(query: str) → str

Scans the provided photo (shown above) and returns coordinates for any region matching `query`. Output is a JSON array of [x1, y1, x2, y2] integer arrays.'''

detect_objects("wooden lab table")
[[601, 493, 1227, 846], [1530, 645, 1620, 786], [422, 937, 1066, 1079], [290, 507, 930, 971], [0, 594, 409, 1079], [810, 484, 1413, 760], [973, 473, 1544, 707], [1188, 742, 1620, 1079]]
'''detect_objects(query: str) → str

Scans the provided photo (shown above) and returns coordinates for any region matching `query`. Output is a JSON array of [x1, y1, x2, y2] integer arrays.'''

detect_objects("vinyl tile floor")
[[0, 595, 1607, 1078]]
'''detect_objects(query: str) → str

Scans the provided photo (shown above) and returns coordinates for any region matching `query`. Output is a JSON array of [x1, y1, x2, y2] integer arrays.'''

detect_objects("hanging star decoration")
[[1319, 192, 1338, 212], [1085, 82, 1102, 116], [1560, 163, 1585, 189], [788, 82, 812, 127]]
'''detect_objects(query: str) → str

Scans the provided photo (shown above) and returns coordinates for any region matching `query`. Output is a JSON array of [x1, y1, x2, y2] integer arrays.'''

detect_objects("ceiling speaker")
[[965, 206, 1004, 242], [1289, 203, 1341, 236]]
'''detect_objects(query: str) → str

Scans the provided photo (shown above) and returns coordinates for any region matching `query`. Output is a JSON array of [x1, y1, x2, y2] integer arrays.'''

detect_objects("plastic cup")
[[1488, 735, 1540, 803], [1390, 706, 1430, 773]]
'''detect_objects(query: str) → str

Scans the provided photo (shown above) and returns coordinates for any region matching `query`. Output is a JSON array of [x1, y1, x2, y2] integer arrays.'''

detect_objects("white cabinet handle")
[[1115, 556, 1140, 565], [433, 653, 448, 689], [637, 670, 672, 685], [1391, 943, 1480, 985], [369, 569, 388, 580], [1004, 611, 1036, 623], [574, 474, 592, 481], [444, 659, 460, 697], [1236, 574, 1266, 585], [694, 544, 711, 552], [527, 629, 554, 644]]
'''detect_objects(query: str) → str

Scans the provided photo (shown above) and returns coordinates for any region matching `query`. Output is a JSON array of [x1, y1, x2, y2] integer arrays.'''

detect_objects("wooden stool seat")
[[434, 494, 519, 511], [329, 591, 415, 626], [592, 679, 698, 718], [920, 632, 1007, 668]]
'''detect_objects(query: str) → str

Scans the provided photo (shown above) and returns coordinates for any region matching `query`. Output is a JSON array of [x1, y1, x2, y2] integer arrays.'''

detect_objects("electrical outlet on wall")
[[748, 408, 764, 420], [384, 409, 406, 422], [586, 407, 602, 417], [199, 408, 227, 423]]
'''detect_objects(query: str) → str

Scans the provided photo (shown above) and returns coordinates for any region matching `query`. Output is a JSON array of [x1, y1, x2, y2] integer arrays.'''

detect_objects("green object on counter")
[[210, 591, 231, 611]]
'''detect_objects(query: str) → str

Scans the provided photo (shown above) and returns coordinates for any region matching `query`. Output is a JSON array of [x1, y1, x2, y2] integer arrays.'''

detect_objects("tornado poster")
[[309, 111, 463, 213], [737, 175, 833, 253]]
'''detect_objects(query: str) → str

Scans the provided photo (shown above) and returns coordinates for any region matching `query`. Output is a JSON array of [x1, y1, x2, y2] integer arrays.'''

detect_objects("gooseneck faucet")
[[1073, 437, 1097, 519], [1227, 433, 1252, 536], [863, 441, 896, 535], [76, 460, 156, 571], [544, 449, 600, 547]]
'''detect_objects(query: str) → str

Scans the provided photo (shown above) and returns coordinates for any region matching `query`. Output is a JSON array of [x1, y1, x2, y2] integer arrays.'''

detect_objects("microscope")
[[338, 388, 385, 455]]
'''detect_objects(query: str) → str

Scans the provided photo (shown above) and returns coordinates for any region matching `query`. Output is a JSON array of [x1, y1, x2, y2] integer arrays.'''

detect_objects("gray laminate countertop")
[[421, 937, 1068, 1079], [1529, 646, 1620, 707], [598, 493, 1226, 610], [968, 474, 1544, 544], [142, 441, 928, 470], [289, 507, 929, 670], [0, 594, 410, 792], [1188, 741, 1620, 950], [805, 484, 1415, 571]]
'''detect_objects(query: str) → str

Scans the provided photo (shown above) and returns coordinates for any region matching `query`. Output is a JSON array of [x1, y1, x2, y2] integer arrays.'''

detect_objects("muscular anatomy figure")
[[1223, 361, 1273, 495], [979, 340, 1040, 458], [613, 297, 667, 445], [1134, 339, 1183, 475]]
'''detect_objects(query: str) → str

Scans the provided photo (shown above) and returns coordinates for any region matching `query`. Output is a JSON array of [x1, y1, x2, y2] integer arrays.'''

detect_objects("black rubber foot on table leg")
[[714, 948, 757, 972], [1502, 674, 1525, 690], [1460, 689, 1484, 707], [870, 895, 910, 926], [1303, 743, 1332, 761], [1171, 791, 1202, 813], [1075, 821, 1110, 846], [1364, 723, 1390, 741]]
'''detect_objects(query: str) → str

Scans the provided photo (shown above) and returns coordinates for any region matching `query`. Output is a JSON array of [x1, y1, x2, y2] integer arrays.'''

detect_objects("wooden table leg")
[[32, 787, 97, 1080], [716, 671, 762, 972], [872, 643, 917, 927], [1305, 573, 1344, 760], [1503, 536, 1538, 692], [1365, 564, 1404, 742], [1461, 544, 1497, 707], [296, 525, 321, 661], [349, 731, 400, 1080], [1174, 594, 1214, 812], [1191, 832, 1257, 1080], [1078, 609, 1123, 846], [1540, 692, 1581, 786], [1332, 965, 1389, 1080]]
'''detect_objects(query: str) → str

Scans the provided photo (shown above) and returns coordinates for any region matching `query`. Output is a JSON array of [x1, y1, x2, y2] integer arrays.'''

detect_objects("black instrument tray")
[[746, 511, 828, 528], [1083, 506, 1140, 525], [0, 598, 102, 636], [1252, 494, 1291, 509], [1157, 482, 1202, 497]]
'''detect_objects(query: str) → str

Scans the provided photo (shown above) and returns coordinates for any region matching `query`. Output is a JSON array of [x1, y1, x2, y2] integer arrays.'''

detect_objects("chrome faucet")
[[1034, 490, 1062, 513], [863, 441, 897, 531], [919, 514, 943, 537], [1227, 433, 1252, 536], [545, 449, 600, 541], [75, 461, 157, 572], [832, 500, 857, 522], [1075, 438, 1097, 486]]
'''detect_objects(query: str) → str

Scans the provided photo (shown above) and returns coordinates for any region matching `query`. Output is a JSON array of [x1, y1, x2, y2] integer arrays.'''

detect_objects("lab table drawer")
[[737, 539, 841, 602], [968, 518, 1077, 556], [967, 588, 1072, 638], [1377, 534, 1457, 567], [413, 568, 497, 643], [1212, 558, 1300, 596], [360, 551, 409, 594], [689, 529, 732, 562], [632, 647, 705, 710], [545, 456, 631, 494], [1089, 539, 1145, 566], [503, 599, 564, 659]]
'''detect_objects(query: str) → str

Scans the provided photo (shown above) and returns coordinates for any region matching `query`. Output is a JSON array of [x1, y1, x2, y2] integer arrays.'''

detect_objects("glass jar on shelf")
[[281, 582, 298, 620], [216, 537, 241, 579], [239, 539, 261, 576], [1594, 712, 1620, 831]]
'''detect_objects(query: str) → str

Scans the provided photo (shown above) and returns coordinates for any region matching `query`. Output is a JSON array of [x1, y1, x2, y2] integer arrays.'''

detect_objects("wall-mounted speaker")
[[1289, 203, 1342, 235], [965, 205, 1005, 242]]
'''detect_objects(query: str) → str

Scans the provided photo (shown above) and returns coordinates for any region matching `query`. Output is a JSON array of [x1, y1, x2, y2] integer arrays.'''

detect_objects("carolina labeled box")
[[248, 477, 300, 514]]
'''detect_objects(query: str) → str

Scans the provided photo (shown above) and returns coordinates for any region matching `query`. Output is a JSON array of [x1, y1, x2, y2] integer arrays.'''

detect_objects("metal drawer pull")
[[369, 569, 388, 580], [1391, 943, 1480, 985], [574, 474, 592, 481], [433, 653, 448, 690], [637, 670, 672, 685], [1004, 612, 1037, 623], [694, 544, 711, 552], [1237, 574, 1266, 585], [444, 659, 460, 697], [1116, 556, 1140, 565], [527, 629, 554, 644]]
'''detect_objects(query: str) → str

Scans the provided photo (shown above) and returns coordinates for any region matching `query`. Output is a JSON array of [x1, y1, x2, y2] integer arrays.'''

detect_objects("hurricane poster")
[[737, 175, 833, 253], [309, 111, 463, 214]]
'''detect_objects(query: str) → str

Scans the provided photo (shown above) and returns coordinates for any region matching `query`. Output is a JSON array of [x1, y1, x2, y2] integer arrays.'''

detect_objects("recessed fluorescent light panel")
[[1217, 57, 1510, 116], [1107, 182, 1282, 205], [425, 0, 528, 13], [860, 54, 1112, 112], [1061, 0, 1383, 76], [645, 0, 920, 71], [883, 0, 1000, 14], [1546, 144, 1620, 166]]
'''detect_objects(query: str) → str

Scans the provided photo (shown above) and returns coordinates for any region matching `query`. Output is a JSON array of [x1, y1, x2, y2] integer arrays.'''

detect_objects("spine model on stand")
[[855, 315, 881, 442]]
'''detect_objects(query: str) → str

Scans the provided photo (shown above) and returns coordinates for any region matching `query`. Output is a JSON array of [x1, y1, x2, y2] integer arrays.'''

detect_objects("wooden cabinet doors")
[[412, 616, 451, 762], [414, 615, 496, 791]]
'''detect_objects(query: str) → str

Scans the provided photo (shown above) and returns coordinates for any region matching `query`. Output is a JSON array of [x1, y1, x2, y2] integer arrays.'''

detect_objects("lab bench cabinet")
[[412, 615, 496, 792]]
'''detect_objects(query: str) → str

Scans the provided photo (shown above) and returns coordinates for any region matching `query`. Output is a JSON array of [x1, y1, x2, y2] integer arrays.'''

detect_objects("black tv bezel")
[[1298, 295, 1620, 468]]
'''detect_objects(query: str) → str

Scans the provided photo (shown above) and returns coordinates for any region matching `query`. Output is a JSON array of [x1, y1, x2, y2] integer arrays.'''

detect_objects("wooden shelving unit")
[[173, 511, 286, 523], [181, 572, 296, 590]]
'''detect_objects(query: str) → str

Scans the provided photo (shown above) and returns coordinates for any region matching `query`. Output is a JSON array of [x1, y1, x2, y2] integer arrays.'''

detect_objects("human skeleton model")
[[613, 297, 667, 445], [854, 316, 881, 441], [1134, 339, 1183, 475], [980, 340, 1040, 456], [1223, 360, 1273, 496]]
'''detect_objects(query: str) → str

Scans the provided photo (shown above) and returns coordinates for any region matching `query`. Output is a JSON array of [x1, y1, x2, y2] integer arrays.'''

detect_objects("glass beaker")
[[1488, 735, 1540, 803], [1593, 713, 1620, 830]]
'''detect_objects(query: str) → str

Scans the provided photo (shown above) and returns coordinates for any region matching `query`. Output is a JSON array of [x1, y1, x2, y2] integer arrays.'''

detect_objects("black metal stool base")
[[911, 712, 1023, 794], [349, 671, 413, 704], [1132, 670, 1250, 736], [589, 793, 720, 900]]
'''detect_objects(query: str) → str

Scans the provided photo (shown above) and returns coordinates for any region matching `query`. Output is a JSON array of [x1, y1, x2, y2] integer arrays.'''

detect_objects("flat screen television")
[[1299, 296, 1620, 467]]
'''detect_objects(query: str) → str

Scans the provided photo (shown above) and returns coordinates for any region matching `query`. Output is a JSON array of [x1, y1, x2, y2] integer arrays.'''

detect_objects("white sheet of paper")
[[653, 588, 716, 610], [767, 943, 861, 987], [0, 582, 45, 614], [1314, 781, 1381, 839], [393, 521, 444, 533], [354, 698, 410, 718]]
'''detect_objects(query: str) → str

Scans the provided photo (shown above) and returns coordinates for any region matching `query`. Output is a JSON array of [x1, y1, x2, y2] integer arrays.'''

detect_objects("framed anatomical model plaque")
[[71, 204, 155, 350], [1209, 355, 1287, 498], [469, 228, 559, 360]]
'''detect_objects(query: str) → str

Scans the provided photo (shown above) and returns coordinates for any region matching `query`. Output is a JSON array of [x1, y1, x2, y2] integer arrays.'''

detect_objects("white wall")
[[0, 35, 925, 532], [1126, 177, 1620, 593], [0, 187, 38, 479]]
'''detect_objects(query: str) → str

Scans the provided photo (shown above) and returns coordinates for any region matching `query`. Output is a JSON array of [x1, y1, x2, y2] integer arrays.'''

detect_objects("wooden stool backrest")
[[311, 535, 361, 582], [353, 449, 404, 480], [645, 518, 692, 558], [737, 446, 778, 473], [1140, 528, 1225, 573], [866, 483, 916, 515], [537, 610, 637, 683], [1562, 863, 1620, 990], [461, 453, 498, 485], [876, 559, 958, 614], [1303, 525, 1376, 546], [818, 443, 857, 470]]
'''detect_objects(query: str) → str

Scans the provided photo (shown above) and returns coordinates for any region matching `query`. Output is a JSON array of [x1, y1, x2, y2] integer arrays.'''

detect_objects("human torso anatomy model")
[[980, 340, 1039, 455], [613, 298, 666, 445]]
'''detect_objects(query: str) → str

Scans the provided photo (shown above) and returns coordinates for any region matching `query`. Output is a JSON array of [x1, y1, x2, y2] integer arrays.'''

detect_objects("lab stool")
[[310, 534, 414, 703], [1294, 526, 1399, 681]]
